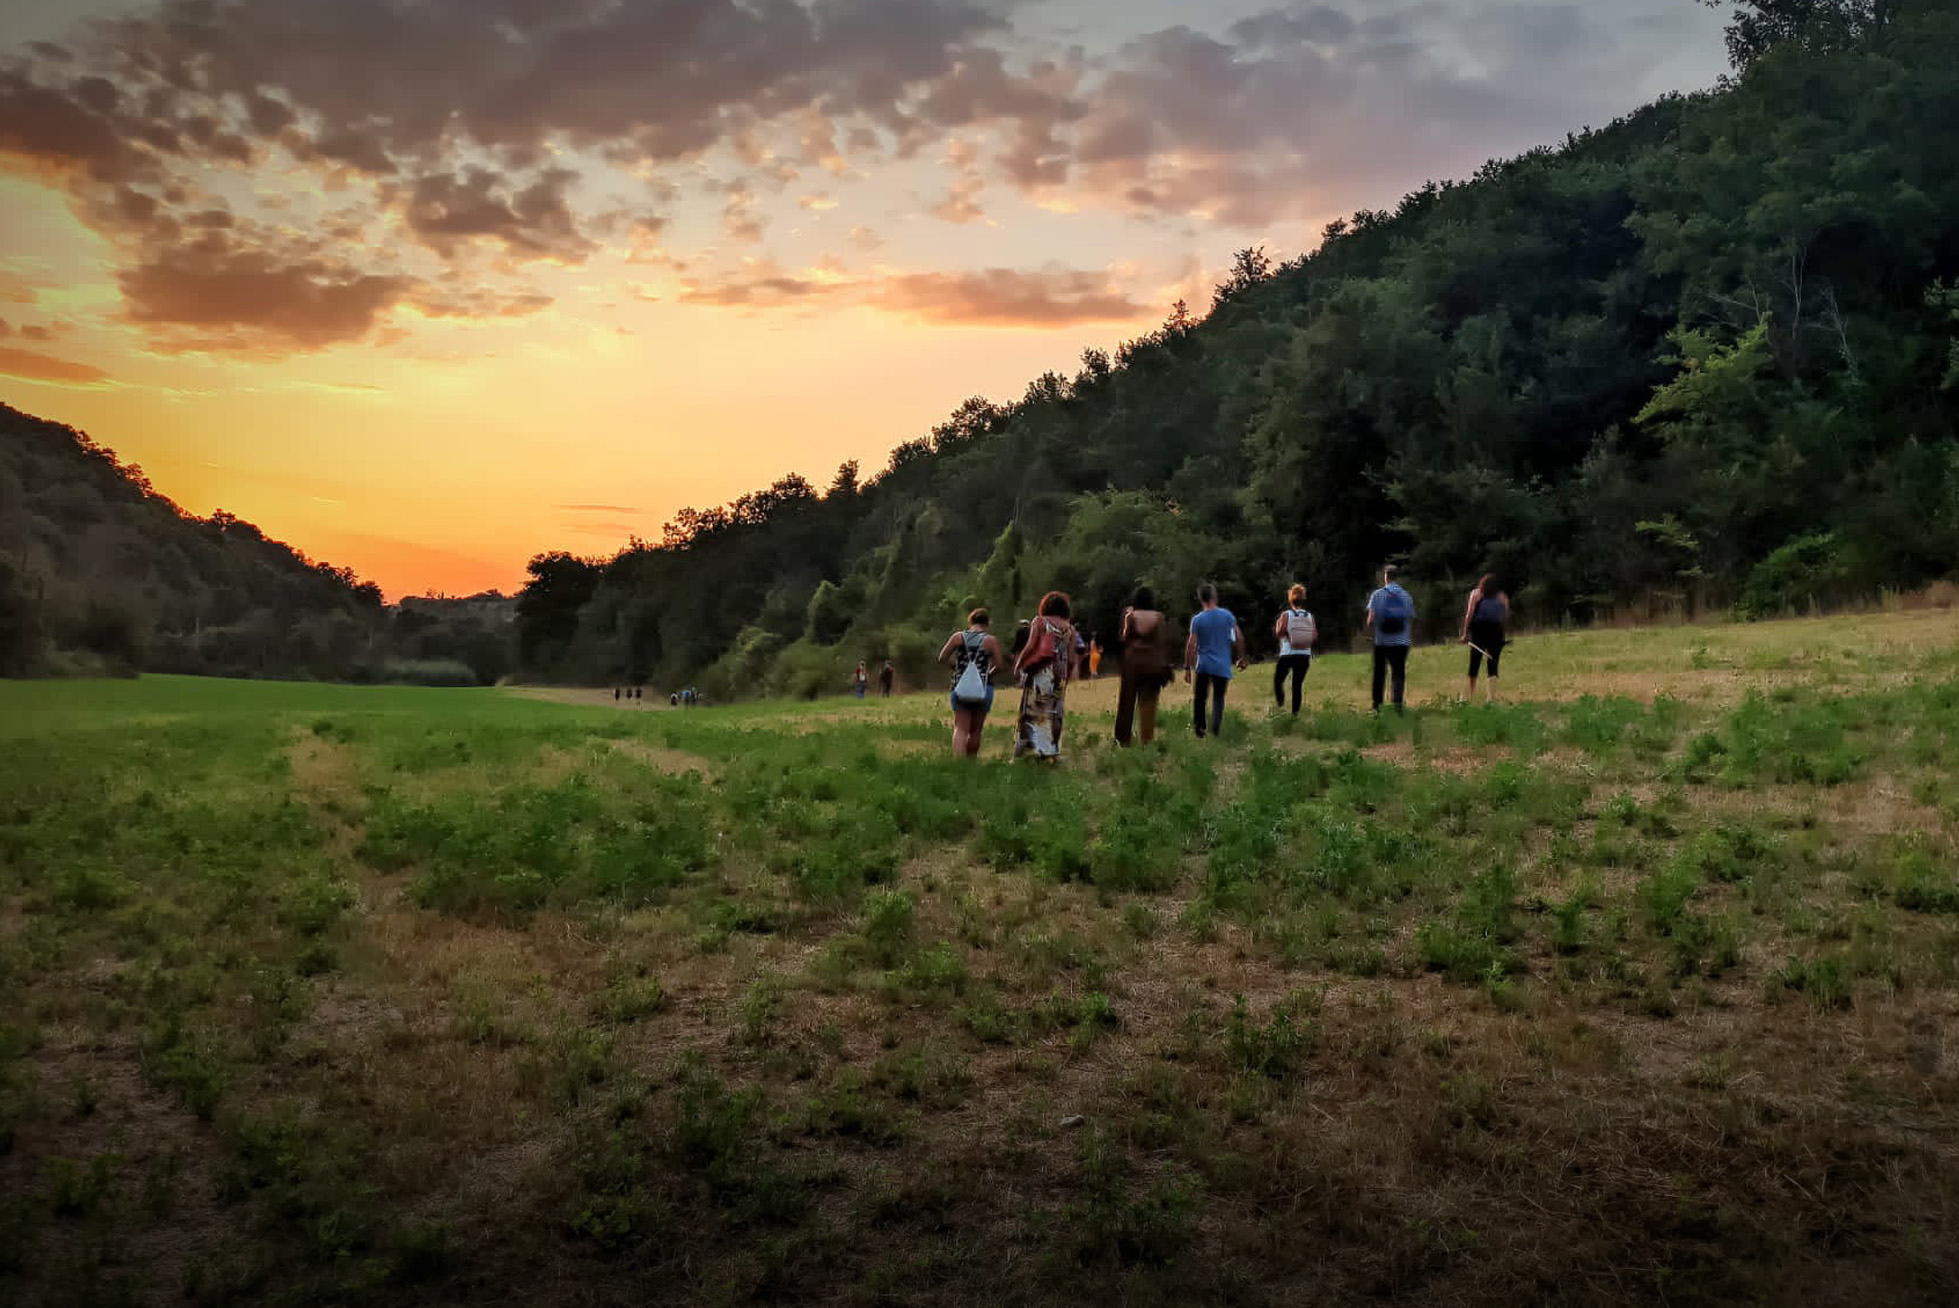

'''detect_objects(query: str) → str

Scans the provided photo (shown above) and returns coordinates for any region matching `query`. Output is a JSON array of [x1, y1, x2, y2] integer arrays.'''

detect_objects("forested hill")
[[515, 3, 1959, 699], [0, 403, 385, 677]]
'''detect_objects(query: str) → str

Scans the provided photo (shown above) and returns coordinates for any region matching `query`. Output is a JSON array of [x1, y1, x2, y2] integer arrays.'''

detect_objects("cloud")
[[913, 1, 1727, 227], [930, 138, 988, 224], [680, 263, 1150, 327], [0, 345, 112, 386], [396, 166, 593, 261], [119, 239, 418, 352], [0, 0, 1009, 351], [881, 269, 1146, 326], [0, 0, 1727, 353]]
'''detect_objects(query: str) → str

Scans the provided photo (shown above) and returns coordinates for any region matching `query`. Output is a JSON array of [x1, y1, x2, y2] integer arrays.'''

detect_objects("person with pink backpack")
[[1271, 583, 1317, 716]]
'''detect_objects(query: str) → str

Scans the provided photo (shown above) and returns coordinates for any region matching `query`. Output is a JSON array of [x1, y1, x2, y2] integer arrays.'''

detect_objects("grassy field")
[[2, 611, 1957, 1306]]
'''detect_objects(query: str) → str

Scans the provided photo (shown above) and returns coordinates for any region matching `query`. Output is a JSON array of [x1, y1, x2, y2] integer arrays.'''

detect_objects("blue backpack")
[[1376, 588, 1411, 637]]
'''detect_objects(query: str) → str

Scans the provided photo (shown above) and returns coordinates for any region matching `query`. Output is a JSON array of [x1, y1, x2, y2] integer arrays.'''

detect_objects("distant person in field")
[[670, 691, 679, 707], [879, 659, 895, 698], [1185, 582, 1246, 740], [1013, 591, 1078, 760], [1012, 620, 1031, 667], [1088, 637, 1103, 679], [1365, 564, 1416, 714], [1461, 574, 1510, 702], [939, 608, 1005, 758], [1115, 586, 1171, 747], [854, 661, 868, 699], [1271, 583, 1317, 716]]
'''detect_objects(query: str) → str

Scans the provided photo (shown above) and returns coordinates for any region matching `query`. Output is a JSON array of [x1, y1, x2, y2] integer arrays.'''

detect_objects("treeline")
[[518, 0, 1959, 700], [0, 404, 515, 683]]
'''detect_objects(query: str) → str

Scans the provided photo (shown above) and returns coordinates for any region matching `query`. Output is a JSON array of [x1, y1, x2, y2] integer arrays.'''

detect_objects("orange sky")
[[0, 0, 1729, 599]]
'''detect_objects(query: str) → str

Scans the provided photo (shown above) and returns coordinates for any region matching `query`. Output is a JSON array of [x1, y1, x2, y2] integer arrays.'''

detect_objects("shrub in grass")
[[1551, 879, 1597, 955], [1418, 866, 1523, 983], [142, 1012, 224, 1120], [1887, 841, 1959, 914], [1226, 994, 1314, 1080], [799, 1072, 903, 1146], [1452, 702, 1546, 753], [670, 1060, 807, 1223], [1564, 696, 1646, 755], [871, 1042, 974, 1109], [1087, 813, 1184, 893], [1774, 954, 1853, 1009], [1638, 857, 1702, 935], [896, 941, 968, 995], [860, 889, 915, 965], [591, 970, 665, 1024]]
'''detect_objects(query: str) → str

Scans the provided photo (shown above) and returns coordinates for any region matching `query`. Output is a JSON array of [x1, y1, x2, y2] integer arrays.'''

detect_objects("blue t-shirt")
[[1368, 585, 1415, 647], [1190, 607, 1239, 678]]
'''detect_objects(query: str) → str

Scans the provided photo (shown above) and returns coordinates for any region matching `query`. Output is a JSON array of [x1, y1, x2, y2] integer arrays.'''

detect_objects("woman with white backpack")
[[1271, 583, 1317, 716], [938, 608, 1006, 758]]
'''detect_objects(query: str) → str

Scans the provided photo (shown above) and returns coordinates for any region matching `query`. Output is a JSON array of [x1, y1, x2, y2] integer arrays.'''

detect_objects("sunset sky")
[[0, 0, 1730, 599]]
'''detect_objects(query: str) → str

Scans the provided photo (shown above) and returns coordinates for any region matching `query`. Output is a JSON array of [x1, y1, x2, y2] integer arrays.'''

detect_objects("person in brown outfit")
[[1114, 585, 1171, 747]]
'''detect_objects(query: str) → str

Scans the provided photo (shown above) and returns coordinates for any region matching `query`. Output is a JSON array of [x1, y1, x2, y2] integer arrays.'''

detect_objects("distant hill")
[[0, 402, 386, 678], [516, 1, 1959, 699]]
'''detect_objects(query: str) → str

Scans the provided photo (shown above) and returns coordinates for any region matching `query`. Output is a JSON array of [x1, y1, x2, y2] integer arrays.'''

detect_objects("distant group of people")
[[927, 567, 1512, 759], [854, 660, 897, 699]]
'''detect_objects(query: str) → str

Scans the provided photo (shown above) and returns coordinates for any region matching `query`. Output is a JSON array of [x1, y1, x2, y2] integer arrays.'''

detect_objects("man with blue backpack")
[[1364, 564, 1415, 714]]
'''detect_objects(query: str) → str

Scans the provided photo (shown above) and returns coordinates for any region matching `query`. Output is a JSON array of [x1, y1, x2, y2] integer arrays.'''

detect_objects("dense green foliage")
[[0, 405, 517, 682], [0, 404, 385, 677], [519, 4, 1959, 696]]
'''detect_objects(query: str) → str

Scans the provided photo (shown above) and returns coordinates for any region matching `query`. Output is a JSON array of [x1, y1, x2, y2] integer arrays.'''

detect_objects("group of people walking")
[[931, 567, 1511, 760]]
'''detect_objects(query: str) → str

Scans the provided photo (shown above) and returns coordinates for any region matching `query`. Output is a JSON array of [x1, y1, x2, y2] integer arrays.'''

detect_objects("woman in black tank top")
[[1460, 574, 1509, 703], [938, 608, 1005, 757]]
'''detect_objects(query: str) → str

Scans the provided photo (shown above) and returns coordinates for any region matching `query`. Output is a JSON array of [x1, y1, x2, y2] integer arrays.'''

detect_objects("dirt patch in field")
[[507, 686, 672, 711], [286, 731, 365, 858], [607, 738, 714, 775], [3, 1039, 238, 1306]]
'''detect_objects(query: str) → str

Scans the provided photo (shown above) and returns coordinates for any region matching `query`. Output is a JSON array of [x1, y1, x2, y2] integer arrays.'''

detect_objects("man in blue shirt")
[[1364, 564, 1415, 714], [1184, 582, 1246, 739]]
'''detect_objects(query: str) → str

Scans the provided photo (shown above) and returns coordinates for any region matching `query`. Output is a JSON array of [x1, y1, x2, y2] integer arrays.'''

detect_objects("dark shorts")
[[951, 687, 995, 715]]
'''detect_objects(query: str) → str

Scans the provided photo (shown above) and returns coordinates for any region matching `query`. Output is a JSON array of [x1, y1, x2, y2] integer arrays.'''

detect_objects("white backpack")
[[1285, 609, 1317, 651], [952, 632, 990, 705]]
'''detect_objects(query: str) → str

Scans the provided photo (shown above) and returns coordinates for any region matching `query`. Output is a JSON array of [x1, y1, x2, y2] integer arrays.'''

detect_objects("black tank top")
[[951, 630, 993, 685]]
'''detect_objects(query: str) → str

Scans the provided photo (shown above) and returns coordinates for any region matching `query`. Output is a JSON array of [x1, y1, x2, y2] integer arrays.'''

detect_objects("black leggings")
[[1371, 645, 1409, 711], [1273, 654, 1311, 714], [1193, 671, 1229, 738], [1468, 623, 1504, 679]]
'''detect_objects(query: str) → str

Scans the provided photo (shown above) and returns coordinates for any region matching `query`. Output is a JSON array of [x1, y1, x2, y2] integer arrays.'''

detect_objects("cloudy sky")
[[0, 0, 1730, 597]]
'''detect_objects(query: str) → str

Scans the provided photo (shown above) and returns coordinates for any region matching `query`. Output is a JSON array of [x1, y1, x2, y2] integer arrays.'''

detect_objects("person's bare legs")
[[1465, 674, 1477, 703], [965, 712, 986, 757], [952, 708, 975, 757]]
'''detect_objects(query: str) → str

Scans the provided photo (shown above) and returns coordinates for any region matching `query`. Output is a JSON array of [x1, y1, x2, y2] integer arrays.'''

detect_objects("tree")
[[1706, 0, 1899, 69]]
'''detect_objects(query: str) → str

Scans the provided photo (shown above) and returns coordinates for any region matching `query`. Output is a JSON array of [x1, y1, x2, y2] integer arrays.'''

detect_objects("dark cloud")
[[84, 0, 1007, 164], [880, 268, 1146, 326], [681, 263, 1149, 327], [0, 67, 146, 180], [0, 345, 111, 386], [0, 0, 1725, 352], [119, 237, 418, 352], [397, 167, 591, 261], [0, 0, 1007, 351], [952, 1, 1727, 226]]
